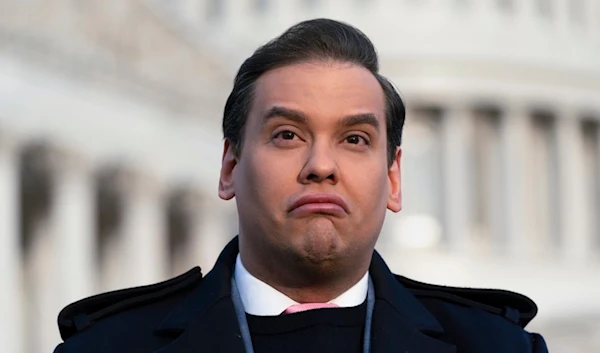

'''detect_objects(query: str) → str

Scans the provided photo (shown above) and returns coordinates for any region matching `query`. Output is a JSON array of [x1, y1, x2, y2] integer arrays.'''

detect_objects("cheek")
[[238, 150, 298, 207], [346, 160, 390, 210]]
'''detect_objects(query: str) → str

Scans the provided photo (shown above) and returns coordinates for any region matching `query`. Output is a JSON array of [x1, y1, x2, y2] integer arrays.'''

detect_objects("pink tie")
[[283, 302, 339, 314]]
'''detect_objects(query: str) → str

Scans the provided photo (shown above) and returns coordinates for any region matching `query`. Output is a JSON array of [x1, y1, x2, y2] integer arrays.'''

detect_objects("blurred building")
[[0, 0, 599, 352]]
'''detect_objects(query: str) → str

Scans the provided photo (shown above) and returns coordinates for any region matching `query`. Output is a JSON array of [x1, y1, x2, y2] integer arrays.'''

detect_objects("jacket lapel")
[[153, 237, 456, 353], [369, 252, 456, 353], [153, 238, 246, 353]]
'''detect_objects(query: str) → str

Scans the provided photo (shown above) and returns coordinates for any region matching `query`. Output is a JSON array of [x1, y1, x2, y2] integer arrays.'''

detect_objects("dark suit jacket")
[[54, 237, 548, 353]]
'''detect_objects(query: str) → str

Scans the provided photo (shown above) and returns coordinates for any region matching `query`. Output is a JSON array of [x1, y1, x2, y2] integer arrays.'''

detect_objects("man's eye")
[[346, 135, 368, 145], [276, 131, 297, 140]]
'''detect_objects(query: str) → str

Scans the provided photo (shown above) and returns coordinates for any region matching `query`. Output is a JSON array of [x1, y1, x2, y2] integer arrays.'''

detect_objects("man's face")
[[219, 61, 401, 272]]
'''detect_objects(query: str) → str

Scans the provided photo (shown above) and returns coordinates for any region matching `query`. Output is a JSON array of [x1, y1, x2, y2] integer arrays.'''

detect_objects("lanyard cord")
[[363, 276, 375, 353], [231, 274, 255, 353], [231, 273, 375, 353]]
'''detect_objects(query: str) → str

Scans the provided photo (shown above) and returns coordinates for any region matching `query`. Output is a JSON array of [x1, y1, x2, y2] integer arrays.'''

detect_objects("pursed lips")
[[288, 193, 349, 217]]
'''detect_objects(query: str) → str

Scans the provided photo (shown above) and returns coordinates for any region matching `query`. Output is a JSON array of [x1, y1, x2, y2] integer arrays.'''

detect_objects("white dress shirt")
[[234, 253, 369, 316]]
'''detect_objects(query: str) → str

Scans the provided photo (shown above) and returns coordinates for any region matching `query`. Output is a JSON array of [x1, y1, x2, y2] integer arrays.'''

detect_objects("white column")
[[556, 112, 590, 263], [168, 189, 199, 276], [441, 105, 473, 253], [597, 125, 600, 255], [121, 172, 168, 286], [597, 123, 600, 240], [474, 110, 504, 250], [35, 149, 97, 351], [52, 150, 97, 303], [190, 195, 234, 273], [583, 120, 600, 257], [500, 104, 533, 257], [0, 132, 24, 353]]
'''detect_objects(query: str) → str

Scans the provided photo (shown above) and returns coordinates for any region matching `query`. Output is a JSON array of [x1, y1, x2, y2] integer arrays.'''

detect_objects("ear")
[[386, 147, 402, 212], [218, 139, 237, 200]]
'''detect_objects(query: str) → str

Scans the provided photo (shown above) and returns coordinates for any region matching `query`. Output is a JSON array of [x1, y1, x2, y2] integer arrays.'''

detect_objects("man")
[[54, 19, 548, 352]]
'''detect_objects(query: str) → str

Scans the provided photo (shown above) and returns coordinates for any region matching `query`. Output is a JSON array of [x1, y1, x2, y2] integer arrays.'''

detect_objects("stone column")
[[19, 146, 97, 352], [120, 172, 168, 286], [556, 112, 590, 263], [51, 150, 97, 304], [472, 109, 504, 252], [583, 119, 600, 256], [190, 195, 234, 274], [0, 132, 24, 353], [597, 123, 600, 255], [166, 188, 200, 276], [500, 104, 533, 257], [34, 149, 97, 351], [194, 197, 233, 269], [441, 104, 473, 253], [597, 122, 600, 250]]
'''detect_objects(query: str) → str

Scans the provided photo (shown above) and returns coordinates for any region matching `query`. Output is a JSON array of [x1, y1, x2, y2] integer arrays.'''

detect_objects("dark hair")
[[222, 18, 405, 166]]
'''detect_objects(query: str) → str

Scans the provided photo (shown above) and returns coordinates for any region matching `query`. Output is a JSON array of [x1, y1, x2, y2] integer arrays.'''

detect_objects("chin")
[[295, 220, 343, 264]]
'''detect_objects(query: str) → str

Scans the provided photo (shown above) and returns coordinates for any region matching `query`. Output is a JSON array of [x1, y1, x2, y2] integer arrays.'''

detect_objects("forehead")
[[250, 61, 386, 125]]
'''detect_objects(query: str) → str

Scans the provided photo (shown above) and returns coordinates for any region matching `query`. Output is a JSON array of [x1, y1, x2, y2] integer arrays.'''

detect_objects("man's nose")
[[298, 142, 339, 184]]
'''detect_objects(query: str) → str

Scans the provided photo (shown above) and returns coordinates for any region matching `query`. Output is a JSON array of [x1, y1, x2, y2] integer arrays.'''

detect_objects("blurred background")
[[0, 0, 599, 352]]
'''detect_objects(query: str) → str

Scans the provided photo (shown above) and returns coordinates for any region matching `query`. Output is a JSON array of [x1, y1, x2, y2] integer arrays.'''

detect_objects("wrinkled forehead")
[[249, 61, 387, 128]]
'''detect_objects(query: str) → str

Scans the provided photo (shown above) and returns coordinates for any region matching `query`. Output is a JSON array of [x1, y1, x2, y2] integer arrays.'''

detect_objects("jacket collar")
[[154, 236, 454, 353], [368, 249, 444, 335], [155, 237, 238, 335], [367, 250, 454, 353]]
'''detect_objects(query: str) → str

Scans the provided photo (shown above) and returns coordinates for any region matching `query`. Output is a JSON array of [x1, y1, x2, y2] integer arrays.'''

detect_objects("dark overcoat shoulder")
[[54, 239, 548, 353]]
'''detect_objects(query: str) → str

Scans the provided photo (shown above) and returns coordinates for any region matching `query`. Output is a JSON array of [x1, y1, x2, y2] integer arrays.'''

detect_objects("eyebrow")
[[262, 106, 380, 132], [262, 106, 308, 125], [339, 113, 380, 132]]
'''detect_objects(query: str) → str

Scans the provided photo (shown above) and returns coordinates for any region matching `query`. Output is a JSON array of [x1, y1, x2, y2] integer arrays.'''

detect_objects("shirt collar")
[[234, 253, 369, 316]]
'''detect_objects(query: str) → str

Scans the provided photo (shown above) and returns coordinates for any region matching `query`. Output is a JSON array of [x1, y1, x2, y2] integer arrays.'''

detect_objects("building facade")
[[0, 0, 599, 352]]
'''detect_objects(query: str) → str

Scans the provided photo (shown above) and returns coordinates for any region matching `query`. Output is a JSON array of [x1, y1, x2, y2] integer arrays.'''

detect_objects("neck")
[[239, 243, 372, 303]]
